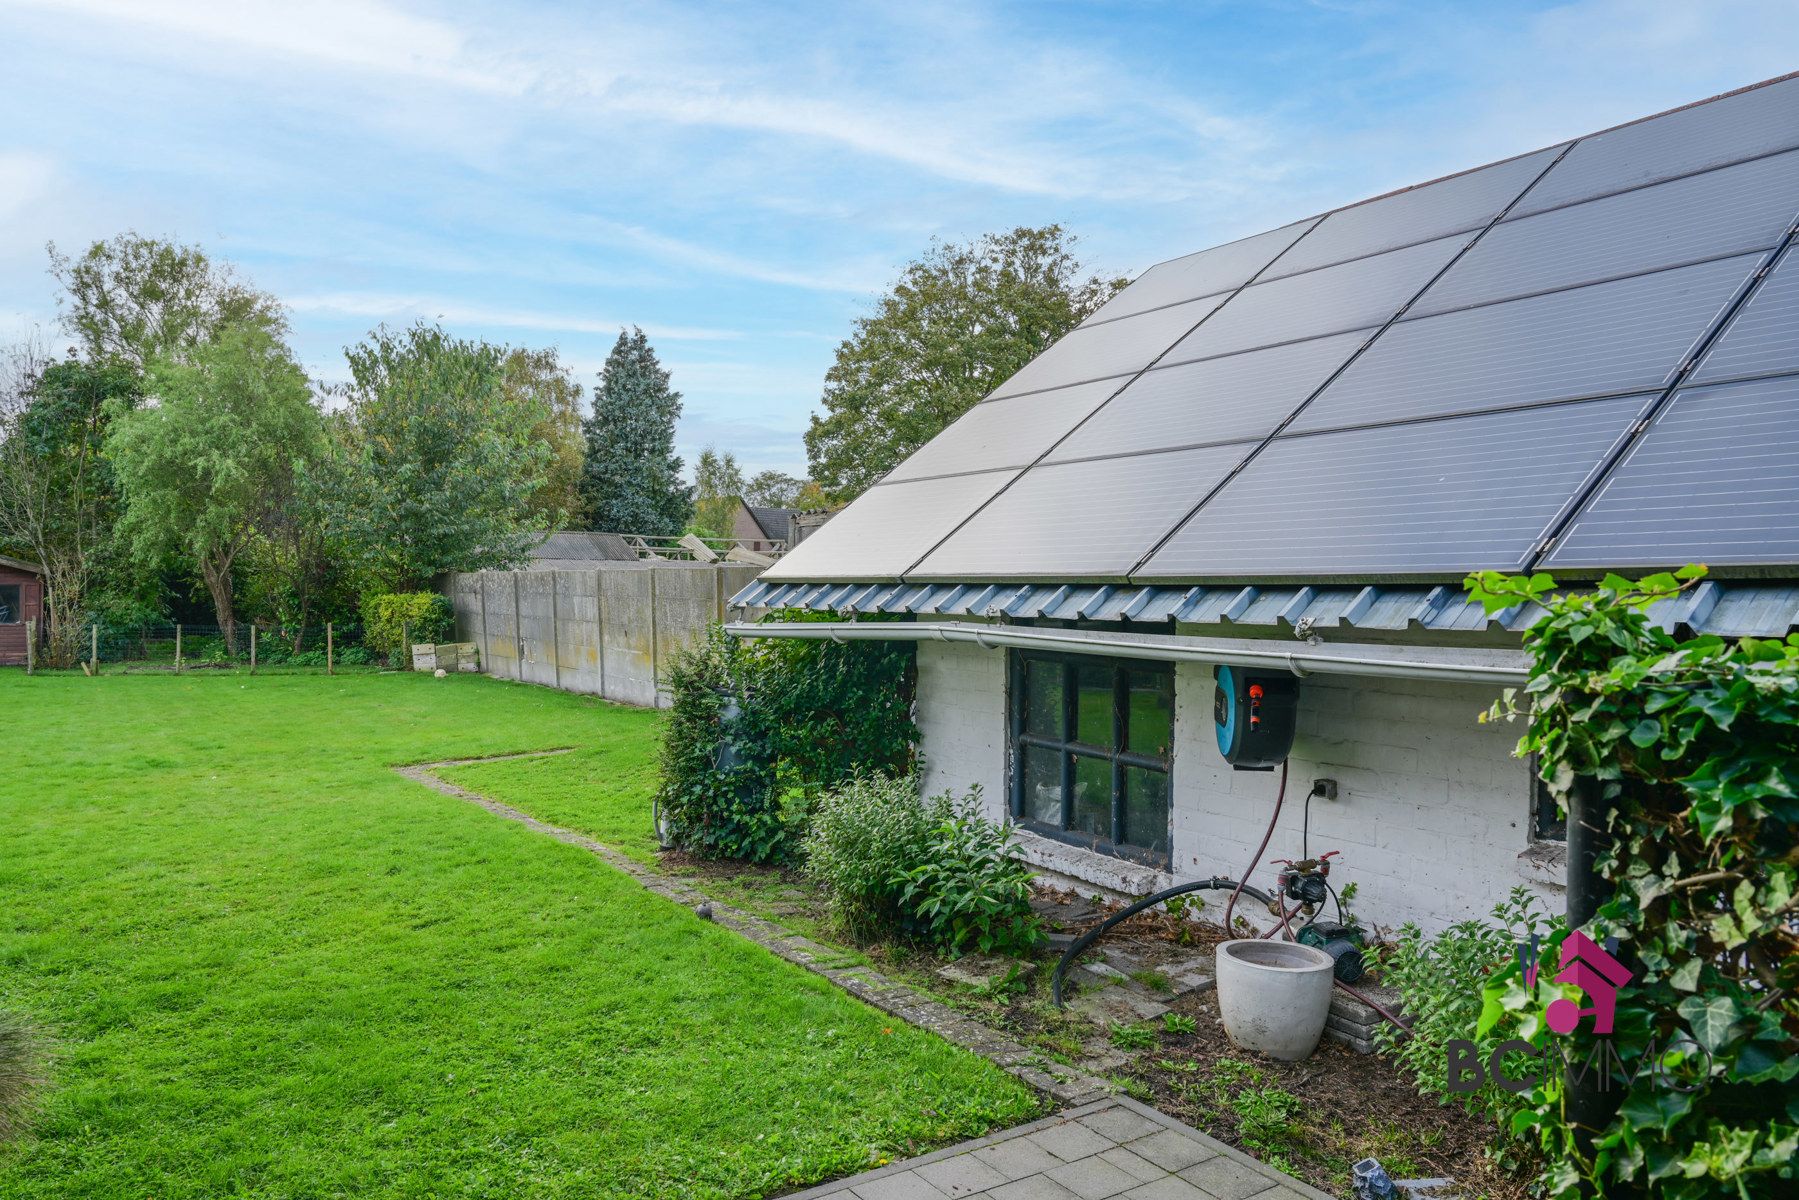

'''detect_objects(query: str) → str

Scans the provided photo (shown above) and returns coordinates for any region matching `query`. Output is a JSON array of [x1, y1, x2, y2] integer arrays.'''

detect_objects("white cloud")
[[284, 292, 740, 342]]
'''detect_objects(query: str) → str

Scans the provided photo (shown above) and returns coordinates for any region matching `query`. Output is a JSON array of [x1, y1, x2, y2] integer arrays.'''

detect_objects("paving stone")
[[1026, 1120, 1116, 1162], [1177, 1156, 1282, 1200], [914, 1153, 1010, 1197], [1118, 1178, 1210, 1200], [1045, 1154, 1144, 1199], [936, 954, 1038, 989], [989, 1175, 1082, 1200], [1095, 1146, 1168, 1184], [851, 1169, 950, 1200], [973, 1138, 1068, 1181], [1076, 1106, 1166, 1145], [1069, 985, 1169, 1025], [1123, 1130, 1216, 1173]]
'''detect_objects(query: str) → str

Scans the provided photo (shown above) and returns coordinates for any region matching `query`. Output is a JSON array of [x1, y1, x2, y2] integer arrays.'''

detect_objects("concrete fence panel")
[[516, 571, 559, 688], [599, 567, 659, 707], [480, 572, 521, 681], [554, 570, 603, 695]]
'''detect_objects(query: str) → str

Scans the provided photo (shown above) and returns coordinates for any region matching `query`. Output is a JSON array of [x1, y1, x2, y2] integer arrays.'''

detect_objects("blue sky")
[[3, 1, 1796, 478]]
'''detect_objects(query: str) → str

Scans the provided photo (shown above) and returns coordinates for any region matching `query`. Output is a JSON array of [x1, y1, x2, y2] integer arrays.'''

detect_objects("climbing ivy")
[[655, 612, 918, 864], [1468, 566, 1799, 1198]]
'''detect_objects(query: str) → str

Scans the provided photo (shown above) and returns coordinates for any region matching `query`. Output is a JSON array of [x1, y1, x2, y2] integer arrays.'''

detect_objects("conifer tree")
[[579, 328, 691, 535]]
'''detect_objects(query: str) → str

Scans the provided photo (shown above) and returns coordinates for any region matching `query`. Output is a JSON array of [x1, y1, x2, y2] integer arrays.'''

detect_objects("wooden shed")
[[0, 554, 45, 667]]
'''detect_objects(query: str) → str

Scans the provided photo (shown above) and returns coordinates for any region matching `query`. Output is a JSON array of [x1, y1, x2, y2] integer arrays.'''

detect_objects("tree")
[[692, 447, 745, 539], [744, 469, 806, 509], [332, 322, 551, 591], [0, 347, 142, 665], [49, 233, 286, 370], [107, 324, 321, 653], [578, 328, 691, 536], [805, 225, 1125, 500], [502, 347, 584, 524], [242, 411, 353, 653]]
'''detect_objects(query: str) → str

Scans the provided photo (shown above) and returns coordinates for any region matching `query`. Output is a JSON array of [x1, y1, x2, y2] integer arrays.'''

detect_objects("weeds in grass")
[[1130, 970, 1172, 994], [1161, 1012, 1197, 1036], [1109, 1024, 1155, 1051], [0, 1007, 48, 1143]]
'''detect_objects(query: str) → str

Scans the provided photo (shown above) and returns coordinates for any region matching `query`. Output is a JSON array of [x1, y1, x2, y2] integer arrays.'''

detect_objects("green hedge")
[[359, 592, 454, 668]]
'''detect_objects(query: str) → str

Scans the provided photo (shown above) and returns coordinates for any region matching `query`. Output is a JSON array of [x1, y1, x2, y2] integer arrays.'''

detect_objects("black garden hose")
[[1050, 877, 1274, 1007]]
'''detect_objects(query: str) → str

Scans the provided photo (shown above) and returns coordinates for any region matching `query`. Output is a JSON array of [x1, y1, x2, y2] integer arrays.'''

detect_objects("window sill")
[[1516, 840, 1567, 889], [1012, 828, 1175, 900]]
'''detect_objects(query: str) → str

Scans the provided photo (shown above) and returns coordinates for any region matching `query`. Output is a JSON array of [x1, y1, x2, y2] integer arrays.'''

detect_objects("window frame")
[[0, 584, 20, 626], [1007, 649, 1174, 868], [1529, 755, 1568, 843]]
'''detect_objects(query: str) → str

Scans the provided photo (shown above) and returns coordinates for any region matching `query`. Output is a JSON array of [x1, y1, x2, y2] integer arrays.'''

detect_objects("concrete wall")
[[914, 636, 1563, 934], [448, 562, 761, 708]]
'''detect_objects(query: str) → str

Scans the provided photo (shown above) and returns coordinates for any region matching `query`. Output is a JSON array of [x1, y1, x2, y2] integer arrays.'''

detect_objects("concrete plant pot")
[[1215, 939, 1336, 1060]]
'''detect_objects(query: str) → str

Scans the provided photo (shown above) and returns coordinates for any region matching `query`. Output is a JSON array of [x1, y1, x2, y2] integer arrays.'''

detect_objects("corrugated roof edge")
[[1126, 70, 1799, 281], [730, 578, 1799, 639]]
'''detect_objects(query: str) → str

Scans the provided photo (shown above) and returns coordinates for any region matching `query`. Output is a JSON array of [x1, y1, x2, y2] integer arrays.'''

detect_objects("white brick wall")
[[912, 639, 1564, 934]]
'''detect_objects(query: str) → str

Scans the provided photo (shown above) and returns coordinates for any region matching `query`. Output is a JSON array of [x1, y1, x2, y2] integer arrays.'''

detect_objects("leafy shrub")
[[359, 592, 453, 667], [654, 618, 918, 864], [1469, 567, 1799, 1199], [1371, 886, 1558, 1136], [0, 1007, 47, 1143], [804, 777, 1041, 955]]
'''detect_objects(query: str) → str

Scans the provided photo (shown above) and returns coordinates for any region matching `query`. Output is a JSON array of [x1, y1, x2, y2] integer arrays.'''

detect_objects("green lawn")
[[0, 672, 1036, 1199]]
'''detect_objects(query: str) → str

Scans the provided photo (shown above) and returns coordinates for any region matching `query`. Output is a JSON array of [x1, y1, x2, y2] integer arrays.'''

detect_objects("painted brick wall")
[[913, 639, 1563, 933]]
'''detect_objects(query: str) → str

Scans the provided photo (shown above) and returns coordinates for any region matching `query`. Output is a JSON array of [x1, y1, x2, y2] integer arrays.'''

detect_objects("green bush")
[[0, 1006, 47, 1143], [1469, 567, 1799, 1199], [804, 776, 1041, 956], [1371, 887, 1557, 1140], [359, 592, 453, 667], [654, 617, 918, 864]]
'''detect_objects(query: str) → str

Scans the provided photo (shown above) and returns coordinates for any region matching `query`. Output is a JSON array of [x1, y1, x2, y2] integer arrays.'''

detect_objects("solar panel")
[[1546, 374, 1799, 569], [912, 444, 1250, 579], [1264, 147, 1559, 279], [989, 292, 1228, 400], [1043, 331, 1367, 462], [1138, 395, 1651, 578], [1083, 220, 1317, 325], [1516, 74, 1799, 216], [884, 379, 1128, 482], [1413, 148, 1799, 317], [758, 469, 1020, 582], [1290, 254, 1758, 432], [1692, 244, 1799, 384], [1162, 231, 1471, 363]]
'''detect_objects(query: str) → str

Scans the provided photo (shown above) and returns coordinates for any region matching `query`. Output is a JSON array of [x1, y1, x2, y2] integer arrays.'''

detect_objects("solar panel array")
[[766, 74, 1799, 585]]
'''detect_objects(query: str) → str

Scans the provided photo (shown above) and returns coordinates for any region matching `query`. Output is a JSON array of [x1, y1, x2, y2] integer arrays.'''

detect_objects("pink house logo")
[[1544, 931, 1633, 1036]]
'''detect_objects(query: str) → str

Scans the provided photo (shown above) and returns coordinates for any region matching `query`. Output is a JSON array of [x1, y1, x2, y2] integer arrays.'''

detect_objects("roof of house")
[[745, 504, 799, 542], [0, 553, 44, 576], [757, 73, 1799, 610], [526, 531, 639, 569]]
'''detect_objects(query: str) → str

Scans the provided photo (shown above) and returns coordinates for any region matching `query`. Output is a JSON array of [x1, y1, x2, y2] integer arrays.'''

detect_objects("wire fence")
[[36, 620, 387, 675]]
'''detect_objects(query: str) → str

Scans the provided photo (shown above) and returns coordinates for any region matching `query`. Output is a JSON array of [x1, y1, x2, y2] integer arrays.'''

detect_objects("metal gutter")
[[723, 620, 1527, 685]]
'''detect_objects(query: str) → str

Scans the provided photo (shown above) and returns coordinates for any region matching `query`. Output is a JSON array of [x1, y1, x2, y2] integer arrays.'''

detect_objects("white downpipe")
[[723, 620, 1526, 685]]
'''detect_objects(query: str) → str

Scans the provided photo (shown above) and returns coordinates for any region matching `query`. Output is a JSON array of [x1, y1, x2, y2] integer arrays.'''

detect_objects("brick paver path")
[[785, 1098, 1333, 1200]]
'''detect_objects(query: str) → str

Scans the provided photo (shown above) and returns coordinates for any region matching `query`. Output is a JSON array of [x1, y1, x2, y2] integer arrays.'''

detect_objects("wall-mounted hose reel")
[[1213, 666, 1299, 770]]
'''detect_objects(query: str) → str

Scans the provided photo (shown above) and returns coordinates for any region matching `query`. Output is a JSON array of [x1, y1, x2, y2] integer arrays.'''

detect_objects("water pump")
[[1271, 850, 1367, 983]]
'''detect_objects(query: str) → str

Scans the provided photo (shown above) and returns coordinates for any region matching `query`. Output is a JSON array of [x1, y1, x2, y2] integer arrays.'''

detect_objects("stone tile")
[[990, 1176, 1083, 1200], [1118, 1178, 1210, 1200], [1027, 1121, 1116, 1162], [851, 1170, 951, 1200], [1123, 1129, 1217, 1173], [973, 1138, 1067, 1182], [1177, 1157, 1282, 1200], [1076, 1106, 1166, 1145], [914, 1153, 1010, 1197], [1096, 1147, 1167, 1184], [1045, 1154, 1143, 1199], [1069, 985, 1170, 1025]]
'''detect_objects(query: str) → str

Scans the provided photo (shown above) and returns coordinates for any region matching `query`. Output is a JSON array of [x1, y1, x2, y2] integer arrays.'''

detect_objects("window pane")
[[0, 585, 17, 624], [1022, 745, 1064, 826], [1125, 670, 1173, 759], [1022, 659, 1063, 737], [1071, 754, 1112, 839], [1123, 768, 1170, 854], [1075, 662, 1115, 748]]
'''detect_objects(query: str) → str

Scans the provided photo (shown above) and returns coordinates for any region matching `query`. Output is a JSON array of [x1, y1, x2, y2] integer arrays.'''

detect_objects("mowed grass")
[[0, 672, 1036, 1199]]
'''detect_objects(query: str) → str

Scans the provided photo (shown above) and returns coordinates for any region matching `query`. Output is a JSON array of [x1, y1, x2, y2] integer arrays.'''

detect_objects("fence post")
[[250, 624, 257, 675], [401, 621, 409, 672], [92, 623, 99, 675], [327, 622, 334, 675], [175, 623, 182, 673], [549, 572, 562, 691], [24, 618, 33, 675]]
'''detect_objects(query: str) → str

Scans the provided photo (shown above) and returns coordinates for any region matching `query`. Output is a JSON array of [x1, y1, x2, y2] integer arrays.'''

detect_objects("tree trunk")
[[199, 557, 238, 656]]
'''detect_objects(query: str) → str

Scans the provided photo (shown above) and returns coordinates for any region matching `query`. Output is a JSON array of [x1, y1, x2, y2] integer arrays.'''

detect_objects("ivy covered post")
[[1470, 567, 1799, 1200]]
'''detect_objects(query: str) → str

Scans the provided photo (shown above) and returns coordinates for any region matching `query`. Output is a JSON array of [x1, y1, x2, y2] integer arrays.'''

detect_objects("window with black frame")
[[0, 585, 19, 625], [1009, 651, 1174, 864]]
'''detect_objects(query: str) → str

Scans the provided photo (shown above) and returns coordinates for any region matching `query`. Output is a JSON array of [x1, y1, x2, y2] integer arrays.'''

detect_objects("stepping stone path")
[[787, 1096, 1332, 1200]]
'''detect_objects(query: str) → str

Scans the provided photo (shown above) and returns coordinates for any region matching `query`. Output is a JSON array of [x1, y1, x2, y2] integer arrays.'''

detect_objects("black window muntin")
[[1008, 650, 1174, 867]]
